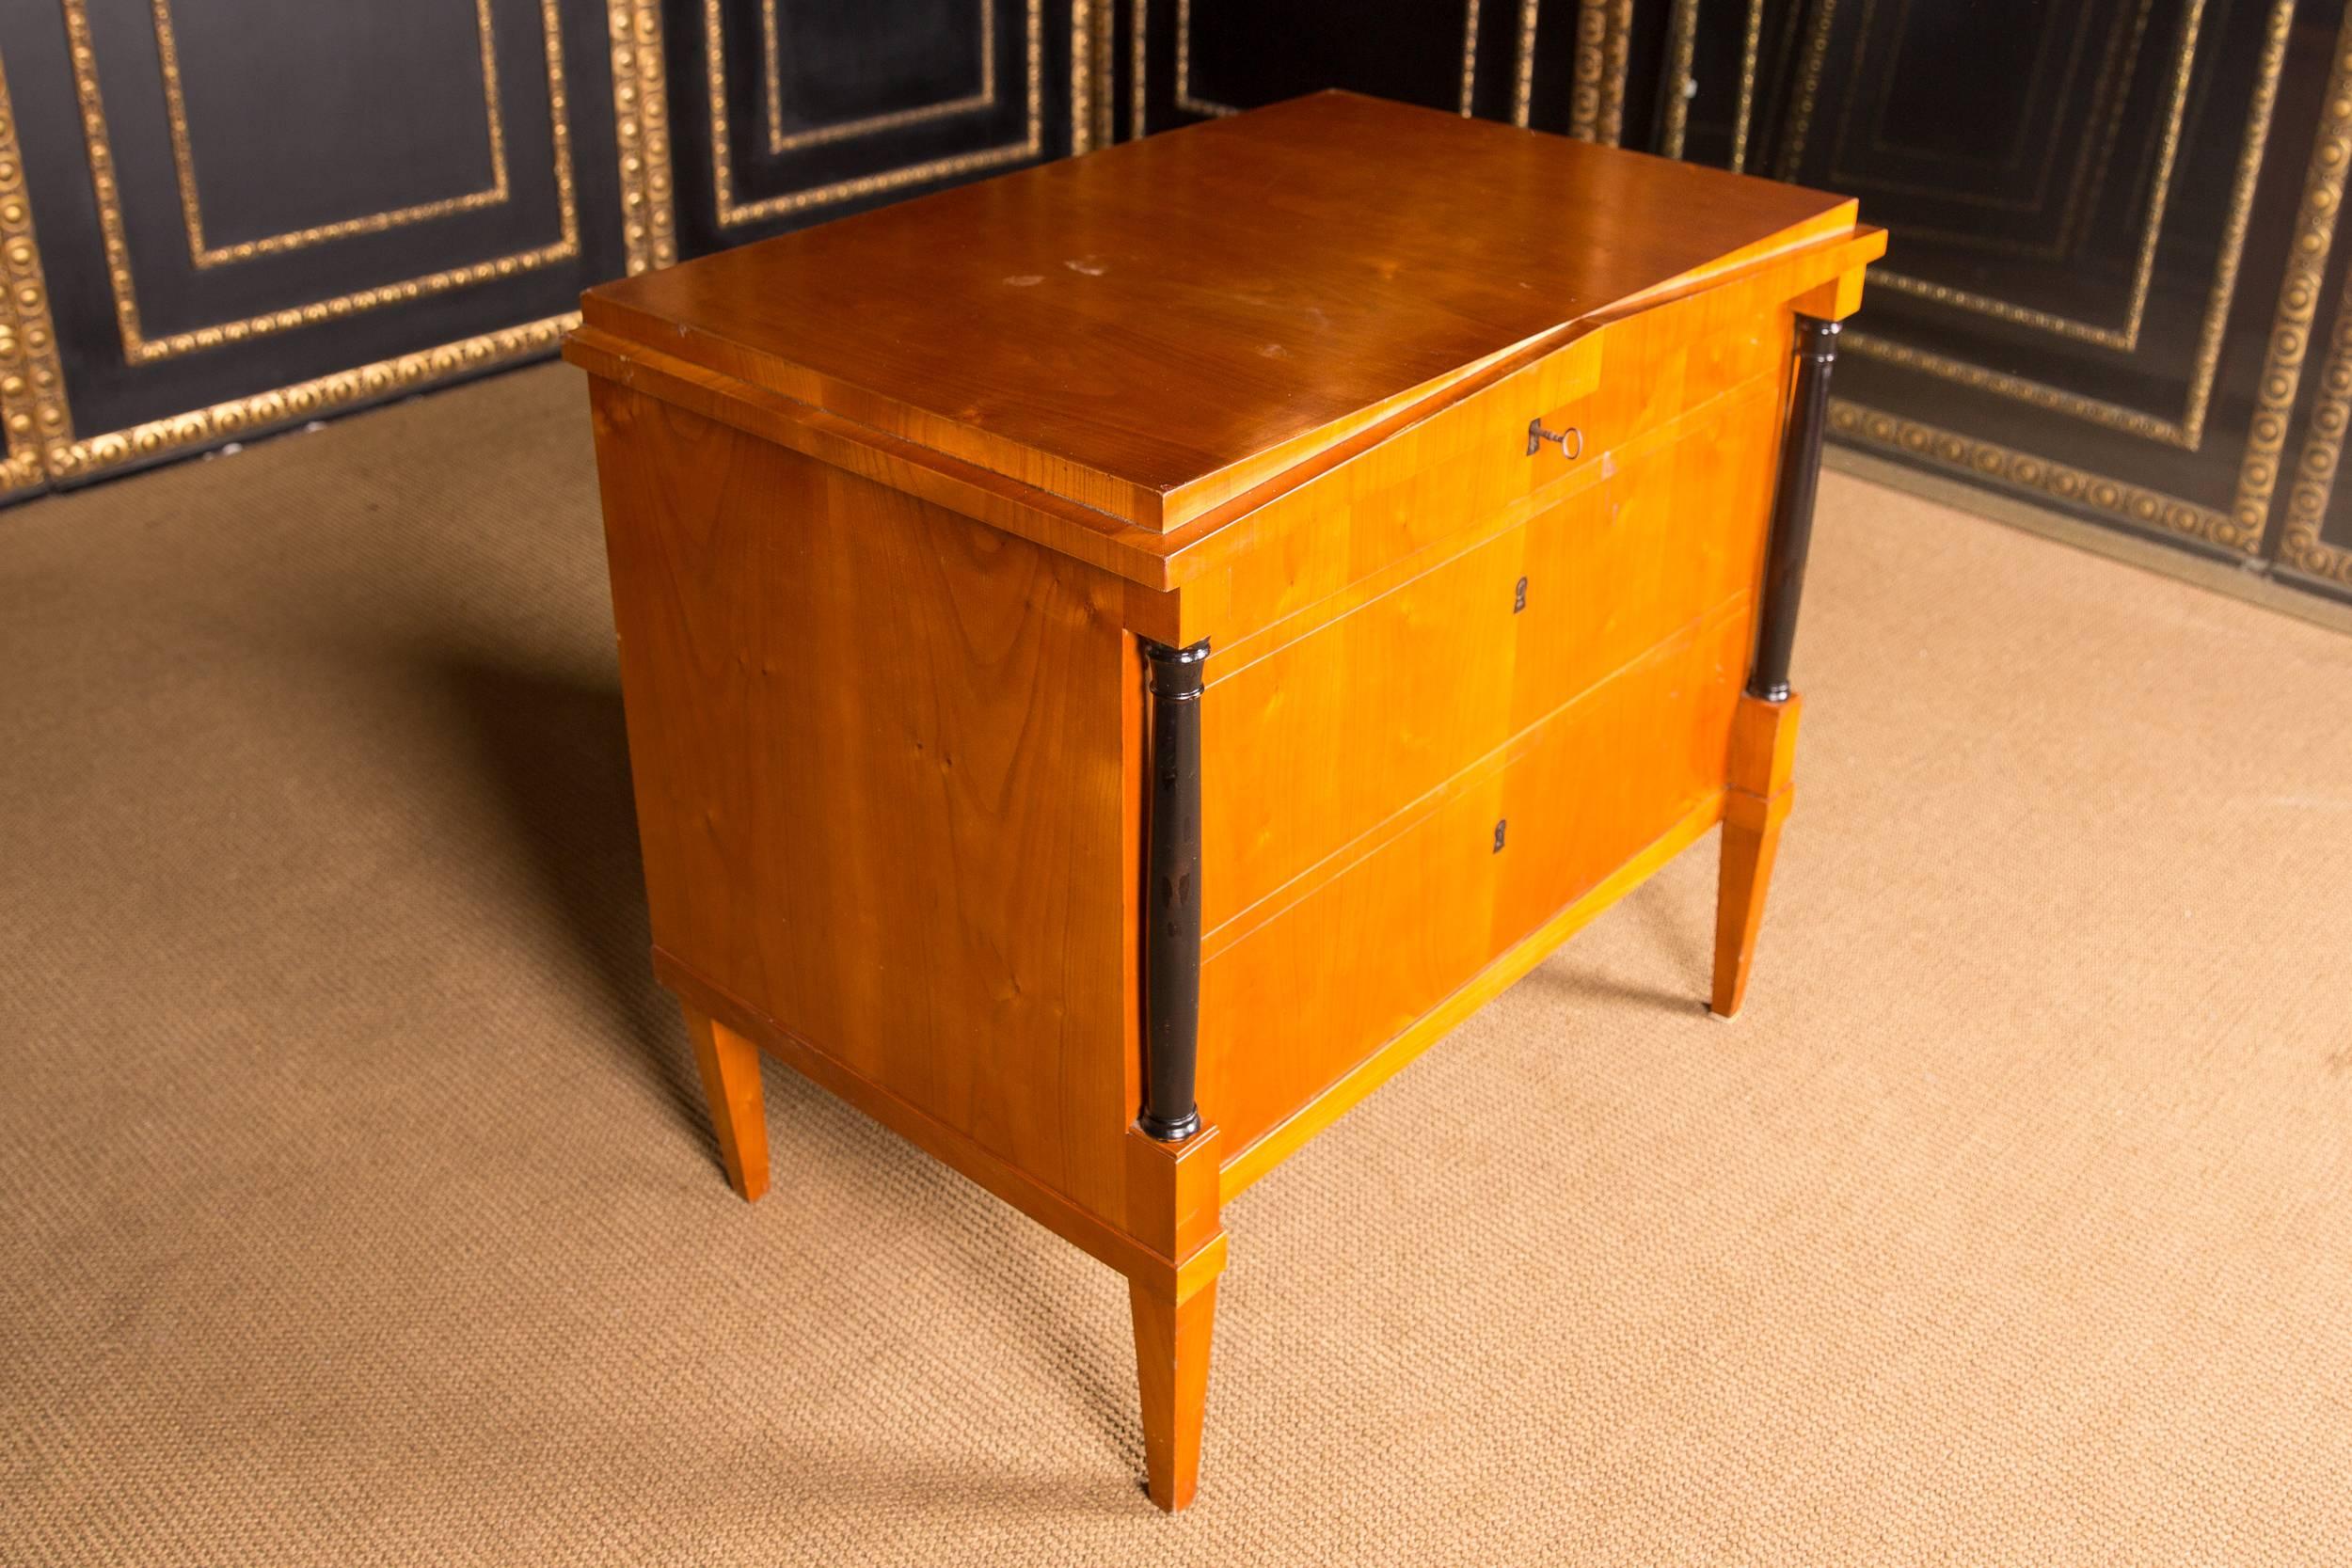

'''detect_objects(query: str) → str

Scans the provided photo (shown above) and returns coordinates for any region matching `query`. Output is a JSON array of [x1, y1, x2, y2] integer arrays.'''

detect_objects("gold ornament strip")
[[2265, 9, 2352, 583], [1172, 0, 1233, 117], [63, 0, 579, 365], [1072, 0, 1095, 152], [1866, 0, 2185, 352], [1458, 0, 1483, 118], [1861, 0, 2152, 266], [763, 0, 998, 153], [1595, 0, 1630, 147], [607, 0, 678, 273], [1727, 0, 1763, 171], [51, 314, 578, 483], [2235, 2, 2352, 551], [707, 0, 1041, 226], [1829, 398, 2231, 544], [1568, 0, 1605, 139], [1843, 330, 2194, 446], [1512, 0, 1537, 128], [0, 52, 69, 494], [1659, 0, 1697, 159], [1842, 0, 2289, 515], [152, 0, 513, 270]]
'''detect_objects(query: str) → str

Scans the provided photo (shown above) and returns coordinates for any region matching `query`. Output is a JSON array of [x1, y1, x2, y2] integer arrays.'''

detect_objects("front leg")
[[1713, 691, 1800, 1016], [1129, 1272, 1218, 1511], [1715, 309, 1838, 1016]]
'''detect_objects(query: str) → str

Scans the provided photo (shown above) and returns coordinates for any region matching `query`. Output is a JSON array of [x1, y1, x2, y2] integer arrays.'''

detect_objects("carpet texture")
[[3, 362, 2349, 1565]]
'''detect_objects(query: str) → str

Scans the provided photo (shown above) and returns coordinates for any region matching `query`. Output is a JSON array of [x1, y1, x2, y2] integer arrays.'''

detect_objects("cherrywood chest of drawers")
[[567, 91, 1881, 1510]]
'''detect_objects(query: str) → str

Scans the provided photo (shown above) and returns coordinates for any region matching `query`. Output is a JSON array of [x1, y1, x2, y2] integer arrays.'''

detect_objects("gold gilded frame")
[[62, 0, 579, 366], [1854, 0, 2192, 353], [706, 0, 1042, 226], [0, 0, 687, 496], [764, 0, 998, 153], [0, 0, 1113, 497], [2255, 8, 2352, 585], [153, 0, 513, 270], [1839, 0, 2287, 472], [1645, 0, 2309, 558]]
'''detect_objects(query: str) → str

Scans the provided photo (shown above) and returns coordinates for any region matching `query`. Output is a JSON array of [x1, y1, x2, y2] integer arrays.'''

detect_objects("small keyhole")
[[1492, 818, 1508, 853], [1513, 576, 1529, 613]]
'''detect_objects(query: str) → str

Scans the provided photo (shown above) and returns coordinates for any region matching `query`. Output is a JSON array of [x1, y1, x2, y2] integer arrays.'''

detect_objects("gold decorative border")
[[1595, 0, 1630, 146], [763, 0, 997, 153], [1, 0, 681, 496], [707, 0, 1041, 226], [0, 52, 68, 495], [1773, 0, 1839, 180], [2264, 6, 2352, 579], [1867, 0, 2189, 351], [1131, 0, 1148, 140], [1567, 0, 1605, 138], [153, 0, 512, 269], [1659, 0, 1697, 159], [1728, 0, 1763, 171], [606, 0, 678, 274], [1827, 0, 2081, 218], [1842, 0, 2289, 483], [1171, 0, 1231, 116], [50, 313, 578, 483], [1512, 0, 1537, 127], [1871, 0, 2152, 263], [1458, 0, 1482, 117], [1830, 399, 2231, 543], [1073, 0, 1098, 152], [64, 0, 579, 365]]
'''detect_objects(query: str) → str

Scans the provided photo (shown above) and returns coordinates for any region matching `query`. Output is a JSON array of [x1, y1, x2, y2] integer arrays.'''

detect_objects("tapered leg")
[[683, 1005, 769, 1201], [1129, 1275, 1217, 1511], [1713, 691, 1801, 1017]]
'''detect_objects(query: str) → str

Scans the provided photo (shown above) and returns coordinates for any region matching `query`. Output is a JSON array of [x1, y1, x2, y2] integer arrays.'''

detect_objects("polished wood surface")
[[684, 1006, 770, 1202], [570, 93, 1878, 1511], [1128, 1275, 1218, 1512], [582, 91, 1862, 531], [587, 379, 1138, 1233], [1713, 692, 1804, 1018]]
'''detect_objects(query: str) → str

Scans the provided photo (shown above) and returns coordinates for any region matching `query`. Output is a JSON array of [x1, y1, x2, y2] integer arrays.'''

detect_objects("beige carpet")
[[4, 362, 2349, 1565]]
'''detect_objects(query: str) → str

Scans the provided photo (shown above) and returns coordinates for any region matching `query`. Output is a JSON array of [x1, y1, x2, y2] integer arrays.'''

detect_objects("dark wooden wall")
[[5, 0, 2351, 599]]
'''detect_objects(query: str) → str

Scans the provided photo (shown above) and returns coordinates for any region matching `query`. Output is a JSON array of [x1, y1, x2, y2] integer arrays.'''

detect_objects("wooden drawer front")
[[1508, 373, 1780, 734], [1200, 598, 1750, 1159], [1492, 597, 1749, 955], [1201, 372, 1778, 935], [1522, 309, 1783, 493], [1200, 503, 1548, 933], [1188, 309, 1782, 650]]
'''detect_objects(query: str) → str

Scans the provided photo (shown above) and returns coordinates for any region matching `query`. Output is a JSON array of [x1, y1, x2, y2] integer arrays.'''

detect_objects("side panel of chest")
[[587, 382, 1137, 1229]]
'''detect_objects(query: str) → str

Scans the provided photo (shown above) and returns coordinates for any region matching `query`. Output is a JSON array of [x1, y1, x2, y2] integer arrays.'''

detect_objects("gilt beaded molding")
[[0, 0, 685, 494], [0, 52, 66, 496], [61, 0, 580, 367]]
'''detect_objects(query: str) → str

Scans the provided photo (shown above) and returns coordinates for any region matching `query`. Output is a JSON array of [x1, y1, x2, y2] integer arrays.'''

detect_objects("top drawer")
[[1523, 307, 1785, 492], [1191, 308, 1789, 643]]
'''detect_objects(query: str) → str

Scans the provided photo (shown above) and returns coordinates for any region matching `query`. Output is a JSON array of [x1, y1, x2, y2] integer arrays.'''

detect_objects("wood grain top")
[[580, 91, 1866, 531]]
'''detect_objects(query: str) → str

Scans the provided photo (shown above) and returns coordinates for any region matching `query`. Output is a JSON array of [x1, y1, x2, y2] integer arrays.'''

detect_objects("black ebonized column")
[[1138, 638, 1208, 1142], [1748, 316, 1840, 704]]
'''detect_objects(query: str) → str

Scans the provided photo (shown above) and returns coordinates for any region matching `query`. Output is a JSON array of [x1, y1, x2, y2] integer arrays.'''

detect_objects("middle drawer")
[[1200, 372, 1782, 935]]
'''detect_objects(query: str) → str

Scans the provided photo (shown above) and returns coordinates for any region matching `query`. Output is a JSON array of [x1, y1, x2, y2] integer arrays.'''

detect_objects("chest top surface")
[[580, 91, 1861, 532]]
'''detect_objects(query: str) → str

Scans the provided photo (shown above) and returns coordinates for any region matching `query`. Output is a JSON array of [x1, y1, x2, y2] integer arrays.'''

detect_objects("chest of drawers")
[[567, 91, 1880, 1510]]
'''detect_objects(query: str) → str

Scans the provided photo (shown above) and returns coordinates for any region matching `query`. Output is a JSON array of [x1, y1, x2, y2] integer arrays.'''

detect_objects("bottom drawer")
[[1200, 596, 1751, 1159]]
